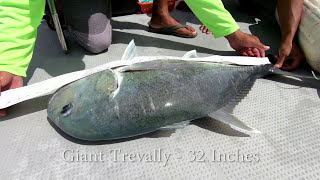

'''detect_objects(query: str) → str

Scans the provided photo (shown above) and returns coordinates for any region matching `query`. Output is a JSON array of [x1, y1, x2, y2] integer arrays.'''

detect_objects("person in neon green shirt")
[[0, 0, 45, 116], [0, 0, 270, 116], [149, 0, 270, 57], [193, 0, 305, 71]]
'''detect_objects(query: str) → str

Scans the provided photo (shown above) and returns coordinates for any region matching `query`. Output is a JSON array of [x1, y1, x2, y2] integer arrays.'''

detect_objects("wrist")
[[225, 29, 242, 42], [0, 71, 14, 87], [280, 38, 293, 48], [281, 33, 294, 44]]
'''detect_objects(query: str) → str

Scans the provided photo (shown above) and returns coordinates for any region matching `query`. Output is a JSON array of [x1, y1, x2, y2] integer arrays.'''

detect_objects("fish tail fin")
[[269, 68, 319, 80], [267, 54, 319, 80]]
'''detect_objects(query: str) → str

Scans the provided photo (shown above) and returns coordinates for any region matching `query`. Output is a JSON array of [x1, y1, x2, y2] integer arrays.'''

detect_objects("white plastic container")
[[298, 0, 320, 72]]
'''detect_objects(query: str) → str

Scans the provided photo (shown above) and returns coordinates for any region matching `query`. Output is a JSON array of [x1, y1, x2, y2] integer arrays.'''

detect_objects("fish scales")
[[48, 59, 272, 140]]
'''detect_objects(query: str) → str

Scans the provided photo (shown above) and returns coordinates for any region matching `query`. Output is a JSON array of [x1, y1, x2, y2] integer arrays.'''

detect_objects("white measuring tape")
[[0, 55, 270, 109]]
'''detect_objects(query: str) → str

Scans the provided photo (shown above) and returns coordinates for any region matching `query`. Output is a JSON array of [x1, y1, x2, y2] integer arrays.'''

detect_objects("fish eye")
[[61, 103, 73, 117]]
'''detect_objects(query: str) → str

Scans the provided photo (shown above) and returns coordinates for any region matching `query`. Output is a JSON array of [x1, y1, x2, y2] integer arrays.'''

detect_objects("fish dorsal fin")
[[121, 40, 138, 60], [208, 110, 261, 134], [183, 50, 199, 58], [158, 120, 191, 130]]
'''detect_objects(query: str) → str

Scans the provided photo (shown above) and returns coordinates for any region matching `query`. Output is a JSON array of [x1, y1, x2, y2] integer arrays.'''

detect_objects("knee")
[[70, 22, 112, 54], [85, 29, 112, 54], [83, 23, 112, 54]]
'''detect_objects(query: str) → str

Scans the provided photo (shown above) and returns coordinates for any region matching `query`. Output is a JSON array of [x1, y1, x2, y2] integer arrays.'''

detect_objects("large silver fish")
[[47, 42, 306, 141]]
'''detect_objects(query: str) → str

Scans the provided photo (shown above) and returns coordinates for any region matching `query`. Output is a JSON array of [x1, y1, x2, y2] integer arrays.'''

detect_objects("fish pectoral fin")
[[183, 50, 199, 58], [158, 120, 190, 130], [208, 110, 261, 134], [121, 40, 139, 60]]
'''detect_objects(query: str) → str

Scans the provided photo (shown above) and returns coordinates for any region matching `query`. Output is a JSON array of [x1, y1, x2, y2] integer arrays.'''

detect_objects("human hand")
[[200, 24, 211, 34], [225, 30, 270, 57], [275, 41, 305, 71], [0, 72, 23, 116]]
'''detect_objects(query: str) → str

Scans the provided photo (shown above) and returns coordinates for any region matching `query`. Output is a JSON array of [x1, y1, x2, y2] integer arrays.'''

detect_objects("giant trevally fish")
[[47, 41, 313, 141]]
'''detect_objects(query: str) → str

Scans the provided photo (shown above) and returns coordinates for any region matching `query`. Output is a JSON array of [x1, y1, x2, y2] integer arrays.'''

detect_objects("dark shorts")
[[60, 0, 112, 53]]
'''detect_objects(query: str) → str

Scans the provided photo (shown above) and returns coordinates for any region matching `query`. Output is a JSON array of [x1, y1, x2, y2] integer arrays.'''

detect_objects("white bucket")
[[298, 0, 320, 72]]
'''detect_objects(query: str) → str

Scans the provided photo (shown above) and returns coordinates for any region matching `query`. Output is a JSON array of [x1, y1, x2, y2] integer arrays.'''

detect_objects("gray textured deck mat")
[[1, 1, 320, 179]]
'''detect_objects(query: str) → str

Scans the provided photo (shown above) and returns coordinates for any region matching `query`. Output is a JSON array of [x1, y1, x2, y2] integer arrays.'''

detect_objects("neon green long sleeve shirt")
[[0, 0, 45, 77], [185, 0, 239, 38], [0, 0, 238, 77]]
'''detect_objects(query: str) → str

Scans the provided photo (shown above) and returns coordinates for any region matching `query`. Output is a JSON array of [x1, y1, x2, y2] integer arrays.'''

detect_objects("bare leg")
[[275, 0, 305, 71], [150, 0, 197, 37]]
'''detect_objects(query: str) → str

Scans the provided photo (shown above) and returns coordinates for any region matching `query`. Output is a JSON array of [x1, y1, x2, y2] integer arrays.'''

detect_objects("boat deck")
[[1, 1, 320, 179]]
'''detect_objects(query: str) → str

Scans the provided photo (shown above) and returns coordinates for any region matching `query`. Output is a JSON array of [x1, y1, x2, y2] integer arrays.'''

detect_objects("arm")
[[0, 0, 45, 77], [0, 0, 45, 116], [275, 0, 304, 70], [184, 0, 269, 57], [184, 0, 239, 38]]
